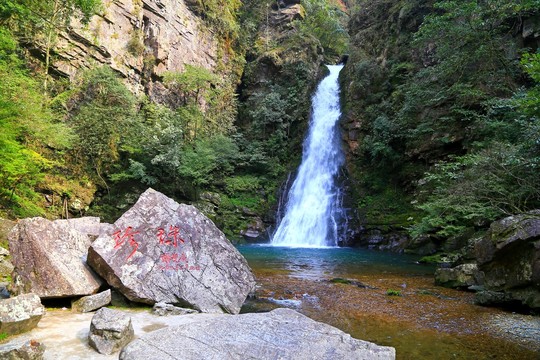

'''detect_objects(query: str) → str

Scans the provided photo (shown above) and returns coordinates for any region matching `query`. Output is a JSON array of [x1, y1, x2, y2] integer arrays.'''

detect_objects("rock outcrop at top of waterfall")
[[87, 188, 256, 314]]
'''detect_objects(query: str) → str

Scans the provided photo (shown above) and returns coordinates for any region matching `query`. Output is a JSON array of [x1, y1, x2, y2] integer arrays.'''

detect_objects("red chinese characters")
[[159, 252, 200, 271], [112, 226, 140, 260], [157, 225, 185, 247]]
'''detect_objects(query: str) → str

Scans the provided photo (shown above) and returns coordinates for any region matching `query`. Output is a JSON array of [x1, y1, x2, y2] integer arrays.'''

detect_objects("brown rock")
[[71, 289, 112, 313], [51, 0, 219, 99]]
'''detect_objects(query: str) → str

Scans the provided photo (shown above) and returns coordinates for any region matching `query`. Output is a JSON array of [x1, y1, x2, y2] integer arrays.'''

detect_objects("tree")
[[1, 0, 100, 90], [0, 26, 73, 215], [68, 66, 138, 185]]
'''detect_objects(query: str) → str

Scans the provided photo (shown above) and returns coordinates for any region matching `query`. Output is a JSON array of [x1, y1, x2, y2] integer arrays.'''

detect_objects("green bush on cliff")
[[299, 0, 349, 61], [345, 0, 540, 241], [0, 27, 73, 217], [68, 66, 138, 184]]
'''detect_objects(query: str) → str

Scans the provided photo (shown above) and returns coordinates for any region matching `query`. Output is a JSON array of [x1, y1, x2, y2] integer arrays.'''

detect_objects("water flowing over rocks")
[[88, 308, 134, 355], [87, 188, 256, 314], [119, 308, 396, 360], [0, 293, 44, 335], [8, 217, 103, 298], [271, 65, 345, 247], [71, 289, 112, 313]]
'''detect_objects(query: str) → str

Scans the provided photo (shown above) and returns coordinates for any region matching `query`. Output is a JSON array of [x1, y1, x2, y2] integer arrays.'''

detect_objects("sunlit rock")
[[88, 188, 256, 314]]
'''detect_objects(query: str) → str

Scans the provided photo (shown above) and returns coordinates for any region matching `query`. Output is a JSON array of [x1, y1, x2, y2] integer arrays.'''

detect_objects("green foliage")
[[68, 66, 138, 182], [0, 332, 9, 342], [178, 135, 239, 196], [298, 0, 349, 60], [188, 0, 241, 39], [126, 29, 144, 56], [0, 27, 73, 216], [411, 143, 540, 238], [1, 0, 101, 89], [345, 1, 540, 241], [164, 65, 236, 141], [386, 289, 402, 296], [224, 175, 261, 195]]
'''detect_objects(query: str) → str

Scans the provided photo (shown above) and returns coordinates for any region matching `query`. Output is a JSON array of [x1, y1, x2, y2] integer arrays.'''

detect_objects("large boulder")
[[0, 293, 44, 335], [119, 308, 396, 360], [474, 211, 540, 309], [8, 217, 103, 298], [88, 307, 134, 355], [88, 188, 256, 314]]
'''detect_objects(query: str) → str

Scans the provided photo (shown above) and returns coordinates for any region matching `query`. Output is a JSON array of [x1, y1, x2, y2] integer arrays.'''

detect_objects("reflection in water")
[[238, 245, 433, 280]]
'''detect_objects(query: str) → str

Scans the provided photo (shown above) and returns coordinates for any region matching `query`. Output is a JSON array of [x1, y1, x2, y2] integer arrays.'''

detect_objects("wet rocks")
[[0, 294, 44, 335], [71, 289, 111, 313], [8, 217, 103, 298], [474, 211, 540, 309], [119, 308, 396, 360], [88, 307, 134, 355], [435, 263, 484, 288], [88, 188, 256, 314], [0, 339, 45, 360]]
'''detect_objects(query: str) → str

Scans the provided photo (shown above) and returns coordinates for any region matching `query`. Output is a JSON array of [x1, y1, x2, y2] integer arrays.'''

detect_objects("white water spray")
[[271, 65, 345, 247]]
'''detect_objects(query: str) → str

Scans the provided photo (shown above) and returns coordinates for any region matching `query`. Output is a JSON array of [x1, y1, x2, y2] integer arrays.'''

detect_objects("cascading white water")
[[271, 64, 345, 247]]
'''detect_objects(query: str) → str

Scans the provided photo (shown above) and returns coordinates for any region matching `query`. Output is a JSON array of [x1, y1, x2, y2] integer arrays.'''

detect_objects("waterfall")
[[271, 65, 345, 247]]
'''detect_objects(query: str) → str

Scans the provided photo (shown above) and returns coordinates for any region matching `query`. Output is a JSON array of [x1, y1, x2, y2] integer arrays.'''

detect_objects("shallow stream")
[[238, 245, 540, 360]]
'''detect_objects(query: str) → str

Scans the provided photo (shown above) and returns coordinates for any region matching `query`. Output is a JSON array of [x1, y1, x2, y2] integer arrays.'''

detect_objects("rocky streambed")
[[238, 246, 540, 360]]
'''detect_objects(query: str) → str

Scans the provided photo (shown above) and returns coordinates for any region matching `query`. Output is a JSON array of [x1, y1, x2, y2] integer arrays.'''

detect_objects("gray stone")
[[119, 308, 395, 360], [0, 294, 44, 335], [474, 210, 540, 309], [8, 217, 103, 298], [0, 339, 45, 360], [88, 307, 134, 355], [71, 289, 111, 313], [241, 217, 266, 242], [88, 188, 256, 314], [435, 263, 484, 288], [51, 0, 220, 101], [152, 302, 199, 316], [53, 217, 103, 238]]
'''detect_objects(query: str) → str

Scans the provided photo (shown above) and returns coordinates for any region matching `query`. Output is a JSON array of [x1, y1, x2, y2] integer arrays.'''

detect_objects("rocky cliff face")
[[51, 0, 219, 98]]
